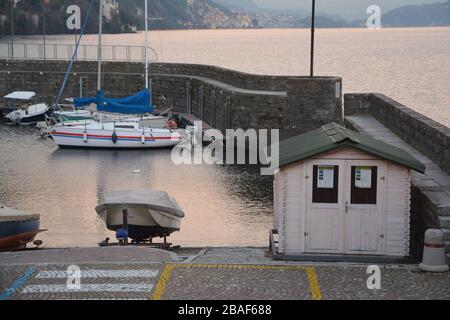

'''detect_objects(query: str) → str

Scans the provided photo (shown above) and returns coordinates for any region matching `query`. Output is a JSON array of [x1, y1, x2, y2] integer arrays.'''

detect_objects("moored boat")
[[95, 190, 185, 241], [0, 205, 44, 252], [4, 92, 49, 126], [49, 119, 182, 149]]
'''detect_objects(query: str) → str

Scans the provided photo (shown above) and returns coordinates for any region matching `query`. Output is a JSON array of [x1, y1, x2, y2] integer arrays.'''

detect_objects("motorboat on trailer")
[[4, 91, 49, 126], [95, 190, 185, 242], [0, 205, 45, 252], [49, 119, 182, 149]]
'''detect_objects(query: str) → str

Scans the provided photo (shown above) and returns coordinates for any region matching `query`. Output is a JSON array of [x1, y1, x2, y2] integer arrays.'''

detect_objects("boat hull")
[[6, 110, 49, 126], [98, 205, 182, 240], [6, 103, 49, 126], [50, 127, 182, 149], [0, 219, 40, 251], [0, 231, 41, 251], [55, 111, 92, 122]]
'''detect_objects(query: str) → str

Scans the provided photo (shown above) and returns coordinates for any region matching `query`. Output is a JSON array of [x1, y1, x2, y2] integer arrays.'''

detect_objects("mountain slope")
[[0, 0, 255, 36], [211, 0, 259, 12], [382, 0, 450, 27]]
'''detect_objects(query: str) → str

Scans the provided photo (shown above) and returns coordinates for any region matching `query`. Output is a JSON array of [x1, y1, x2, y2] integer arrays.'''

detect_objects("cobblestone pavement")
[[1, 262, 449, 300], [0, 248, 449, 300], [0, 247, 177, 265]]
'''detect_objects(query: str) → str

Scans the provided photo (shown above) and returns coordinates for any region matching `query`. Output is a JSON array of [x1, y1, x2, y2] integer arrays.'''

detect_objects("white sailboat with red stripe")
[[49, 120, 182, 149]]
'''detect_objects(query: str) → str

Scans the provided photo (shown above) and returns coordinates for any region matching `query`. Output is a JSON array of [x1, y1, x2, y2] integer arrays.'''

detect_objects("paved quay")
[[0, 247, 449, 300]]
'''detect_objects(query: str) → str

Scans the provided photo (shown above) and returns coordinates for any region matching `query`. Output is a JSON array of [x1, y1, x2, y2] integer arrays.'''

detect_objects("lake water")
[[0, 28, 449, 248]]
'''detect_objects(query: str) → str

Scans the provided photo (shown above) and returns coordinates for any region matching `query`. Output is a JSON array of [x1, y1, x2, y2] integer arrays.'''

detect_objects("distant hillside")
[[296, 16, 349, 28], [0, 0, 256, 36], [256, 1, 450, 28], [212, 0, 259, 12], [0, 0, 448, 35], [381, 0, 450, 27]]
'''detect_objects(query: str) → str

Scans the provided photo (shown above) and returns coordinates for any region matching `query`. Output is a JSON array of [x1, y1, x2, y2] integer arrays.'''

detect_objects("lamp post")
[[97, 0, 103, 92], [144, 0, 163, 95], [10, 0, 14, 59], [310, 0, 316, 78], [42, 0, 48, 60]]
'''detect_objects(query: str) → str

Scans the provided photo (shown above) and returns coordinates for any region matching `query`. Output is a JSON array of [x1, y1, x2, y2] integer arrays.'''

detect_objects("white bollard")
[[419, 229, 449, 273]]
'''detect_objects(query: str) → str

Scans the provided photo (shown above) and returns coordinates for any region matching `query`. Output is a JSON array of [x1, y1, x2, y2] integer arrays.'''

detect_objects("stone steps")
[[442, 229, 450, 265], [439, 216, 450, 229], [443, 229, 450, 241], [438, 206, 450, 216]]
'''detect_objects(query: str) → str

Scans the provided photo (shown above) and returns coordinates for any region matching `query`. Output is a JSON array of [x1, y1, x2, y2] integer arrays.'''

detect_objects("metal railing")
[[0, 42, 159, 62]]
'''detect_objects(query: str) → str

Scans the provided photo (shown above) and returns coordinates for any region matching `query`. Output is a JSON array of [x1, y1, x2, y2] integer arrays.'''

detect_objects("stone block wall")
[[345, 93, 450, 174], [0, 59, 342, 138]]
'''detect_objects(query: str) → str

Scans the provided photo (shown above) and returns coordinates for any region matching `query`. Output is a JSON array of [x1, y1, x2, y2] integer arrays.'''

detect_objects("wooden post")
[[122, 208, 129, 244]]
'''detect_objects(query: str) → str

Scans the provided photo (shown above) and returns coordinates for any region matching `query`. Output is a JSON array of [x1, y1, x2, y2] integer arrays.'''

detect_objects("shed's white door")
[[305, 160, 386, 255], [305, 160, 344, 253], [344, 161, 386, 255]]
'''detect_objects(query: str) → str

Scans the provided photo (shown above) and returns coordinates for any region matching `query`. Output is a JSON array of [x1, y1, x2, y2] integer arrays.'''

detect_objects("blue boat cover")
[[74, 89, 153, 114]]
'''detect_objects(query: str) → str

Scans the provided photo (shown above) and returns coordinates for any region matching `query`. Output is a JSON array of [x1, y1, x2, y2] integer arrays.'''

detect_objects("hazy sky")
[[254, 0, 443, 19]]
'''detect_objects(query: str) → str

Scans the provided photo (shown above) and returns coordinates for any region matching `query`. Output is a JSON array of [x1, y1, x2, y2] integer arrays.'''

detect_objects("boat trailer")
[[98, 236, 180, 251]]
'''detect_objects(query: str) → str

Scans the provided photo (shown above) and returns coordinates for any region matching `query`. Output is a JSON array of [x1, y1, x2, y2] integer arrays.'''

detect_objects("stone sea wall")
[[0, 60, 342, 139], [345, 93, 450, 174]]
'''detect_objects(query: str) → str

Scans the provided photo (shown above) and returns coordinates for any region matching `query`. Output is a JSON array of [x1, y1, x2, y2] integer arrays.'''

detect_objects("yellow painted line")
[[151, 265, 175, 301], [173, 264, 307, 270], [306, 267, 322, 301], [151, 263, 322, 301]]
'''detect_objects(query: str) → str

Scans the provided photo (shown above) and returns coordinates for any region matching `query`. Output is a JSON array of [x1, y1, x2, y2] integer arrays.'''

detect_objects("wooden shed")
[[272, 123, 425, 261]]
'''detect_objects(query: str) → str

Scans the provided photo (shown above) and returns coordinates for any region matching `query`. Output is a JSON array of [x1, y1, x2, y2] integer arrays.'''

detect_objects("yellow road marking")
[[306, 267, 322, 301], [151, 264, 322, 301], [151, 265, 175, 301]]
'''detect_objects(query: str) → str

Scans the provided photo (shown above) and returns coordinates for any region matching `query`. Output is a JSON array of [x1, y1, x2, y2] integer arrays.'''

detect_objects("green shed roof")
[[274, 123, 425, 173]]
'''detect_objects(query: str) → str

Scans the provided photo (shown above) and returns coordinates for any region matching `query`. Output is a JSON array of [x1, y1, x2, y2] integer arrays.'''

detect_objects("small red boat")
[[0, 205, 45, 252]]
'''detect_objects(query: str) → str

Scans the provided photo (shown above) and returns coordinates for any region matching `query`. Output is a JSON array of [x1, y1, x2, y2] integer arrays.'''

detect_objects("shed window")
[[351, 166, 378, 204], [313, 165, 339, 203]]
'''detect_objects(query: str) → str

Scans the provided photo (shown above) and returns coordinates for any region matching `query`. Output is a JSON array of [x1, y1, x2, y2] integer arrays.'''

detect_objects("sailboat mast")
[[145, 0, 149, 89], [97, 0, 103, 92]]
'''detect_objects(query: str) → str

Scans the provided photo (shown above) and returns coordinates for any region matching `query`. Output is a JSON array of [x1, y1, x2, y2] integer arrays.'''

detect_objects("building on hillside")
[[103, 0, 119, 21]]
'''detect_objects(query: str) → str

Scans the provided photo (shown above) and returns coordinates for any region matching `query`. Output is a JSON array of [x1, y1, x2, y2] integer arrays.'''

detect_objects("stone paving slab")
[[314, 266, 450, 300], [0, 247, 178, 265], [152, 264, 449, 301], [1, 261, 449, 300], [0, 263, 163, 300], [1, 247, 449, 300], [152, 264, 318, 301]]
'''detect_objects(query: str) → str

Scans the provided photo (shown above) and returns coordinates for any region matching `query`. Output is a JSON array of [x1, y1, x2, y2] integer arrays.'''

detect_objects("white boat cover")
[[4, 91, 36, 101], [0, 205, 40, 222], [96, 190, 185, 218]]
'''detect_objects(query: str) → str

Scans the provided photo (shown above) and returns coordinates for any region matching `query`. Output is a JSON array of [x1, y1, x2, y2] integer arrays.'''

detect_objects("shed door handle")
[[345, 201, 350, 213]]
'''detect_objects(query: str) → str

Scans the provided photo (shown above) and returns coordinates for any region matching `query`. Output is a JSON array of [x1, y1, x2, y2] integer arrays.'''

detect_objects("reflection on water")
[[0, 123, 273, 247]]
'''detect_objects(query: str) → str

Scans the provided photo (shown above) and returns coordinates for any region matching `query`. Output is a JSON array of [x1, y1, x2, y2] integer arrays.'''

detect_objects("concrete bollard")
[[419, 229, 449, 273]]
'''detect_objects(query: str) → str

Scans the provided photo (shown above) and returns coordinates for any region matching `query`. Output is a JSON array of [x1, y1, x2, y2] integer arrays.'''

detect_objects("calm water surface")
[[1, 28, 449, 247], [0, 124, 273, 247]]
